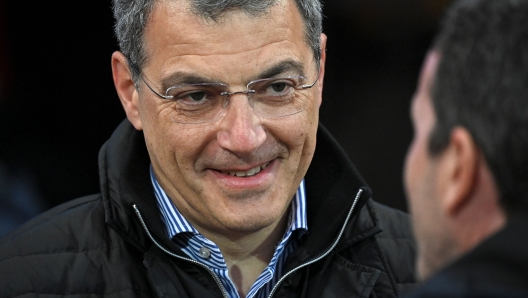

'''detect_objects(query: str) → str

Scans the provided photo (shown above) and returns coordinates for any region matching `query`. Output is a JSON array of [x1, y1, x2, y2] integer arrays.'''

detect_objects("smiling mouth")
[[219, 161, 271, 178]]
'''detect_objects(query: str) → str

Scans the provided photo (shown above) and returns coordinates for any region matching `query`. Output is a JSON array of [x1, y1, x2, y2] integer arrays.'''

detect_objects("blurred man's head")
[[405, 0, 528, 280]]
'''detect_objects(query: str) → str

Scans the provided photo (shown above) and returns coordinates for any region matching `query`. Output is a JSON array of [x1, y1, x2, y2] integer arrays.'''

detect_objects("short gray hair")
[[112, 0, 323, 82]]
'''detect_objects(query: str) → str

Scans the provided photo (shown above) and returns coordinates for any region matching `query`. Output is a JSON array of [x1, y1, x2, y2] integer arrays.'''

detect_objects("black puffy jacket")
[[406, 215, 528, 298], [0, 120, 417, 297]]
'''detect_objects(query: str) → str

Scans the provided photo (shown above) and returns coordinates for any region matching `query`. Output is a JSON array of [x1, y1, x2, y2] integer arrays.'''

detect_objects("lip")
[[218, 161, 271, 177], [208, 159, 277, 189]]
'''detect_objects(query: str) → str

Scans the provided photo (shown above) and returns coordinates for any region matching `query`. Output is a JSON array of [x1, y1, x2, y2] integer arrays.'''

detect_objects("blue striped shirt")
[[150, 167, 308, 298]]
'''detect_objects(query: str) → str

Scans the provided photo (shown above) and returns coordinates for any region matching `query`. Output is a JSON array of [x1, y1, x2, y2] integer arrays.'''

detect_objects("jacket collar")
[[100, 120, 382, 256], [99, 120, 163, 252], [287, 124, 381, 266]]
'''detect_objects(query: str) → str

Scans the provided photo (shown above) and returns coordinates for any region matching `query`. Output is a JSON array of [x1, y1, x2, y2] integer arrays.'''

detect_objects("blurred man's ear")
[[437, 127, 479, 216], [436, 126, 506, 252], [111, 51, 143, 131]]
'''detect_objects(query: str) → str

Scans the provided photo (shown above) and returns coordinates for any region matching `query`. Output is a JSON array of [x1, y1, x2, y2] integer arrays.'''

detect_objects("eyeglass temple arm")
[[301, 62, 321, 89], [128, 60, 173, 100]]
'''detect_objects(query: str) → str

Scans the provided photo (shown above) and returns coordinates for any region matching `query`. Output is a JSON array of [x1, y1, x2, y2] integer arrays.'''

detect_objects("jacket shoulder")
[[0, 195, 150, 297], [371, 201, 418, 295], [0, 194, 105, 252], [373, 201, 414, 240]]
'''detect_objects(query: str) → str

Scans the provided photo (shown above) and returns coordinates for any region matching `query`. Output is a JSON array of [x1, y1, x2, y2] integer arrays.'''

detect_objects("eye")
[[188, 91, 207, 102], [258, 79, 296, 96], [171, 90, 219, 112], [270, 82, 287, 93], [175, 90, 215, 106], [164, 83, 226, 115], [167, 86, 216, 105]]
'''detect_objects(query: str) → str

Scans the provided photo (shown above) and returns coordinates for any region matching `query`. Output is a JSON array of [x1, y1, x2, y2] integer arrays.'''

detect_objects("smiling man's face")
[[122, 0, 326, 237]]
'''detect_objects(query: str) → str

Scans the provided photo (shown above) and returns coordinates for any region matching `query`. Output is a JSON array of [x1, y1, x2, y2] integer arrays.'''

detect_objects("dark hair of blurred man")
[[405, 0, 528, 296]]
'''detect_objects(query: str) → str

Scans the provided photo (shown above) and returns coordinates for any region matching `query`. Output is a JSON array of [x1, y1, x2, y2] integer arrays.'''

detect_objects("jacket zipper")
[[133, 187, 363, 298], [267, 188, 363, 298], [132, 205, 229, 298]]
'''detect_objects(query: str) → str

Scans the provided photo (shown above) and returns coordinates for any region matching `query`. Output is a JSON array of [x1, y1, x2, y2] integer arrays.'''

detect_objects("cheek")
[[148, 121, 213, 174], [286, 113, 318, 176], [404, 139, 420, 193], [167, 125, 214, 164], [404, 135, 429, 211], [404, 136, 439, 236], [284, 113, 316, 149]]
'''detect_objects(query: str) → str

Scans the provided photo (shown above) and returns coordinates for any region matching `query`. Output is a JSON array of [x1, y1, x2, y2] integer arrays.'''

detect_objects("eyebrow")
[[160, 74, 220, 91], [253, 59, 306, 81], [159, 59, 307, 90]]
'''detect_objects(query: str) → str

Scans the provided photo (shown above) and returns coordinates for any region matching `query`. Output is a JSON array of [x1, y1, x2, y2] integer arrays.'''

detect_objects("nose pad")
[[221, 91, 256, 111], [247, 94, 255, 109]]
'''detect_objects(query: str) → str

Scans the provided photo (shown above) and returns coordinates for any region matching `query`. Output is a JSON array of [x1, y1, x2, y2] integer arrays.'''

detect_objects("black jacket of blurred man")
[[404, 0, 528, 296], [0, 0, 417, 297]]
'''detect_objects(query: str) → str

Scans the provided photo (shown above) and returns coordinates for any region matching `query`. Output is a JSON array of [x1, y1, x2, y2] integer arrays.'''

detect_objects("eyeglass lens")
[[164, 76, 311, 124]]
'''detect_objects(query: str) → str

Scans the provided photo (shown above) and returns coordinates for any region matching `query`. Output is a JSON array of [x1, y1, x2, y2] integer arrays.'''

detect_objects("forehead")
[[412, 51, 440, 118], [142, 0, 311, 81]]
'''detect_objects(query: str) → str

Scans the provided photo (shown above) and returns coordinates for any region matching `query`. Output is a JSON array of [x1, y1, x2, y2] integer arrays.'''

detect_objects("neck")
[[453, 165, 507, 254], [201, 212, 289, 298]]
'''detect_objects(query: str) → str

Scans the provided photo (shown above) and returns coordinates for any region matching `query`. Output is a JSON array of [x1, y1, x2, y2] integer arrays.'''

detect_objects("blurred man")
[[0, 0, 417, 297], [405, 0, 528, 296]]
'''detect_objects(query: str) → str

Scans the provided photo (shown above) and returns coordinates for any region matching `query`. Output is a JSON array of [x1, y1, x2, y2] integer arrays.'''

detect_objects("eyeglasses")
[[129, 63, 319, 124]]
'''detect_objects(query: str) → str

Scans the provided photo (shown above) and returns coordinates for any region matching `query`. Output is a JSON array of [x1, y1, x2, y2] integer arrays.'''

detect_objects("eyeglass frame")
[[127, 58, 321, 123]]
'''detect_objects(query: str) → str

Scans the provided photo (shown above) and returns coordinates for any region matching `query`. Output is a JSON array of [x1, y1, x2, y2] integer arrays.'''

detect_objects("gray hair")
[[112, 0, 323, 83]]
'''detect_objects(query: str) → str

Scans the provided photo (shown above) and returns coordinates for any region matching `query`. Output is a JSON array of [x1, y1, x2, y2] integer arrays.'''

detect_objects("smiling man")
[[0, 0, 417, 297]]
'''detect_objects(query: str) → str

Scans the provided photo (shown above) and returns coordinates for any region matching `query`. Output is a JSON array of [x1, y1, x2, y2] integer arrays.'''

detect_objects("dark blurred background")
[[0, 0, 453, 234]]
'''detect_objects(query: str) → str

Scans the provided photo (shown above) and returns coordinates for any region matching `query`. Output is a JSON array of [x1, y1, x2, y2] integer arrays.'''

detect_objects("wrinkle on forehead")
[[164, 39, 294, 61], [158, 42, 303, 86], [143, 0, 309, 85]]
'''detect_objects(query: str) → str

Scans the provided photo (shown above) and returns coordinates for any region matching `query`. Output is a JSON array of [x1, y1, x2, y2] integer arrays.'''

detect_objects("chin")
[[220, 209, 283, 233], [416, 256, 430, 281]]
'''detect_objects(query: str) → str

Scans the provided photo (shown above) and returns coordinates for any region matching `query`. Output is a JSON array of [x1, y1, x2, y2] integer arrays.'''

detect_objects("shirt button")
[[199, 247, 211, 259]]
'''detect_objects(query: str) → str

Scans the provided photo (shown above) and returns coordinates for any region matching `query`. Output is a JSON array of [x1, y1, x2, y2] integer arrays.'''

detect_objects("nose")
[[216, 93, 266, 156]]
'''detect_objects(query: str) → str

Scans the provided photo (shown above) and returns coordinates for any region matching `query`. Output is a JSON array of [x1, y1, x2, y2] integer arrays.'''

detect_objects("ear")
[[111, 51, 143, 130], [315, 33, 327, 107], [437, 127, 479, 216]]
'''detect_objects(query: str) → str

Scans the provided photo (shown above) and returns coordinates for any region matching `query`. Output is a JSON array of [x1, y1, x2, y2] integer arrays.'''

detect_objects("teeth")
[[247, 167, 258, 176], [221, 162, 271, 177]]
